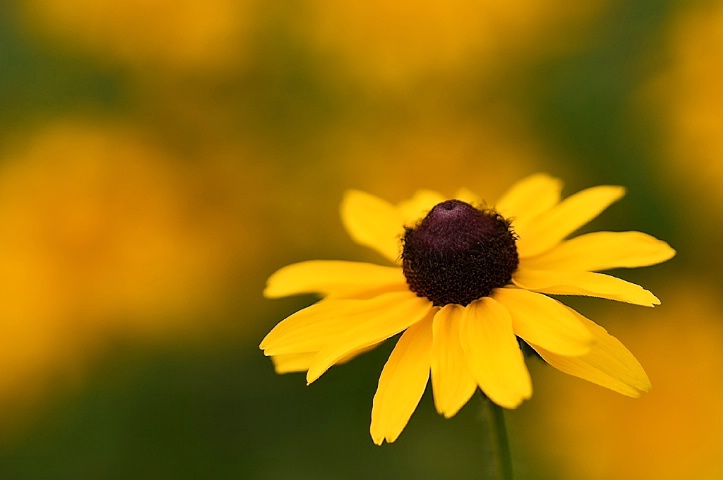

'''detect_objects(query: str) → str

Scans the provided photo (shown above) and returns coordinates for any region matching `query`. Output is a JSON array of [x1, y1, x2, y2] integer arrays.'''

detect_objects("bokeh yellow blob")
[[522, 282, 721, 480], [302, 0, 607, 88], [643, 1, 722, 212], [335, 120, 565, 203], [20, 0, 256, 72], [0, 121, 261, 429]]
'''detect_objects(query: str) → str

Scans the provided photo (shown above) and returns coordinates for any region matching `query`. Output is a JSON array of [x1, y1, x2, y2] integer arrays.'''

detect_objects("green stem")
[[483, 398, 514, 480]]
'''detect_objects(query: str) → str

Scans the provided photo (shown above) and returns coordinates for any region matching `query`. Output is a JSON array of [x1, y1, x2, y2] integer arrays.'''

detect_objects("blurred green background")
[[0, 0, 720, 479]]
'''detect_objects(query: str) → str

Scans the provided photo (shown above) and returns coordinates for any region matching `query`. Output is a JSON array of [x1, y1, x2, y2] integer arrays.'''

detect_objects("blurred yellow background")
[[0, 0, 719, 479]]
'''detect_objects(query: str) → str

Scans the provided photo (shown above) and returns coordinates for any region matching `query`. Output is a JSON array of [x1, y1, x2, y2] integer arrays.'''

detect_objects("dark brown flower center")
[[401, 200, 519, 306]]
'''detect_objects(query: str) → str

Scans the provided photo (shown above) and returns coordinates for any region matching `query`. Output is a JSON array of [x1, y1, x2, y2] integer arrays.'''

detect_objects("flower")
[[260, 173, 675, 445]]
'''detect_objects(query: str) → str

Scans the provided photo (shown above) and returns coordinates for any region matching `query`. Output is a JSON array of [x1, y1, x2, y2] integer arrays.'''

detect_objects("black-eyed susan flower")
[[260, 174, 675, 445]]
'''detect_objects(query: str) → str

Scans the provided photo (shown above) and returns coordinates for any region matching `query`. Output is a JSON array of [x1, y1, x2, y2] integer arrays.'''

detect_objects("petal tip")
[[611, 185, 627, 198], [305, 369, 322, 385], [491, 396, 525, 410], [594, 185, 627, 204], [262, 286, 280, 298], [625, 384, 650, 398], [661, 243, 677, 261], [437, 407, 458, 419], [375, 434, 396, 445], [370, 424, 397, 445], [625, 378, 652, 397], [529, 172, 562, 184], [646, 291, 662, 307], [341, 188, 365, 201], [547, 175, 564, 190]]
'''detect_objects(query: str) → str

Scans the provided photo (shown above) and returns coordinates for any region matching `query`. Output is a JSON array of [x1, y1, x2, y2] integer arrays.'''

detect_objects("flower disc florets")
[[401, 200, 519, 306]]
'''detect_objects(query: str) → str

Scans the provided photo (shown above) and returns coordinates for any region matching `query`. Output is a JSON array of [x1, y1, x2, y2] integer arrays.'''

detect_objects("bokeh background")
[[0, 0, 720, 479]]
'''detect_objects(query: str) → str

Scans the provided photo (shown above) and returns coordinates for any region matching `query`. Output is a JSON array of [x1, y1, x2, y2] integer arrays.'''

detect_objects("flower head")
[[260, 174, 675, 445]]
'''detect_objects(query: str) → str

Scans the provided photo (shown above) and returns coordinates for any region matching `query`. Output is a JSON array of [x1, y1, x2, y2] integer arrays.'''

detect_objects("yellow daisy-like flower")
[[260, 174, 675, 445]]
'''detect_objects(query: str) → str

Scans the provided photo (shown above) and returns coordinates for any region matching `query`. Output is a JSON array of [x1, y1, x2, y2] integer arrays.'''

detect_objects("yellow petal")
[[530, 308, 651, 397], [341, 190, 403, 263], [521, 231, 676, 272], [512, 268, 660, 307], [370, 314, 434, 445], [270, 343, 380, 374], [261, 291, 431, 363], [430, 305, 477, 418], [306, 292, 433, 383], [260, 299, 358, 353], [493, 288, 592, 356], [264, 260, 406, 299], [271, 353, 315, 373], [397, 189, 446, 227], [460, 297, 532, 408], [515, 185, 626, 258], [494, 173, 563, 231]]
